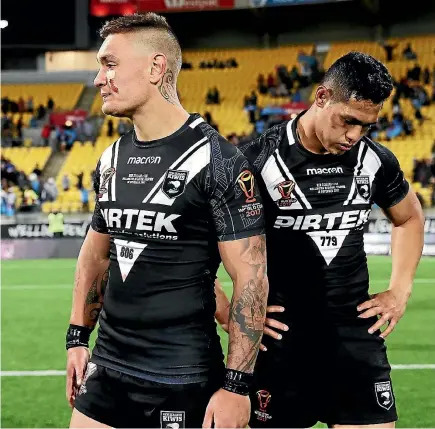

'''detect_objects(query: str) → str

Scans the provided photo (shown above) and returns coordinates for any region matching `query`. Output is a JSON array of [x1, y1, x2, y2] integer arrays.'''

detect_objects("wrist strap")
[[66, 324, 92, 350], [222, 369, 253, 396]]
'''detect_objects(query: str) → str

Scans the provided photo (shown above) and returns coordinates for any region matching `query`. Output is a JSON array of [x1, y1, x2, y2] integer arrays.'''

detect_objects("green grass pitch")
[[1, 257, 434, 428]]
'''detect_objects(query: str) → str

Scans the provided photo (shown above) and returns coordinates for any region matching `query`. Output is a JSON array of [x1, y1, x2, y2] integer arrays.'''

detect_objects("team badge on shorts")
[[78, 362, 97, 396], [374, 381, 394, 410], [355, 176, 371, 200], [162, 170, 188, 199], [160, 411, 185, 428]]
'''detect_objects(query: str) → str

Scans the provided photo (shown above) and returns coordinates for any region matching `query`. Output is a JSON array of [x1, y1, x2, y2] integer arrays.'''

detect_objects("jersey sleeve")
[[206, 136, 265, 242], [237, 123, 286, 175], [373, 145, 410, 209], [91, 160, 109, 234]]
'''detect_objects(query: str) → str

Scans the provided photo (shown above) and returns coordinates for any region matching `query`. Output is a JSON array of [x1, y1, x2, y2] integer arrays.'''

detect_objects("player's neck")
[[297, 109, 326, 155], [132, 96, 190, 143]]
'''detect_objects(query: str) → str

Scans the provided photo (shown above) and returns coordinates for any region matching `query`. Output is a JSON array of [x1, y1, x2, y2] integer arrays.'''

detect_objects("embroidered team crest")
[[160, 411, 185, 428], [77, 362, 97, 396], [374, 381, 394, 410], [355, 176, 371, 200], [98, 167, 116, 198], [162, 170, 188, 199]]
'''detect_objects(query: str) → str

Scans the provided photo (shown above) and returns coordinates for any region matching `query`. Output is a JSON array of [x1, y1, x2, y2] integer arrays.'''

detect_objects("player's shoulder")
[[237, 121, 288, 156], [196, 120, 245, 162], [361, 136, 400, 168]]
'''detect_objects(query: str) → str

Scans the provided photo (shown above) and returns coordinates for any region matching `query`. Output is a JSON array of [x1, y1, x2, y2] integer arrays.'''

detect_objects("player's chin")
[[102, 102, 126, 117]]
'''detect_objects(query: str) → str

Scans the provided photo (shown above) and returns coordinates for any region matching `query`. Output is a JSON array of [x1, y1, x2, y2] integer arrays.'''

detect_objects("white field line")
[[1, 365, 434, 377], [1, 279, 434, 291]]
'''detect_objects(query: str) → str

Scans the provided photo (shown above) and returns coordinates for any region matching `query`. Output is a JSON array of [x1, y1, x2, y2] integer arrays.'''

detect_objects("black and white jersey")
[[238, 112, 409, 321], [90, 114, 264, 383]]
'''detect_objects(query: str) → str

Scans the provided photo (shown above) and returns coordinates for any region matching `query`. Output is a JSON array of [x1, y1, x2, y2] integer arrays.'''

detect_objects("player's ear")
[[149, 53, 167, 84], [315, 86, 330, 109]]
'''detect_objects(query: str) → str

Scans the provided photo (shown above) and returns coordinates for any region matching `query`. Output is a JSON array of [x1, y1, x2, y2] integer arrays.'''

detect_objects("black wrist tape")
[[222, 368, 253, 396], [66, 324, 92, 350]]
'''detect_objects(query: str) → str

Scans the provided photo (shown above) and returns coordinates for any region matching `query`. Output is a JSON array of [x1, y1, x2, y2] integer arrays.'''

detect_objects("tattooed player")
[[65, 13, 268, 429]]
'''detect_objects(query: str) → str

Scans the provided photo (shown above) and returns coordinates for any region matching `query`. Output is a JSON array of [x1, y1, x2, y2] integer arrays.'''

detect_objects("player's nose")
[[345, 125, 363, 144], [94, 69, 107, 88]]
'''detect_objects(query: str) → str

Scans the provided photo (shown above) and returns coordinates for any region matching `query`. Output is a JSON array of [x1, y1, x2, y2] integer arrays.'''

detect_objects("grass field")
[[1, 256, 434, 428]]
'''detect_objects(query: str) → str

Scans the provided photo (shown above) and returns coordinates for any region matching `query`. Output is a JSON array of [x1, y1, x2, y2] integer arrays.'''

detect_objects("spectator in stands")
[[29, 173, 41, 196], [36, 104, 47, 120], [20, 185, 39, 212], [423, 67, 431, 85], [267, 73, 275, 89], [408, 63, 421, 82], [26, 96, 34, 113], [47, 96, 55, 111], [431, 139, 435, 157], [16, 170, 29, 190], [76, 171, 84, 190], [16, 116, 23, 141], [381, 41, 398, 62], [33, 164, 42, 177], [29, 115, 38, 128], [1, 97, 10, 114], [42, 177, 58, 202], [62, 174, 70, 192], [117, 119, 128, 136], [257, 74, 268, 95], [18, 97, 25, 113], [59, 122, 77, 151], [205, 87, 220, 105], [80, 186, 90, 212], [83, 119, 94, 142], [107, 119, 114, 137], [403, 43, 417, 60], [227, 133, 239, 146], [41, 124, 52, 146]]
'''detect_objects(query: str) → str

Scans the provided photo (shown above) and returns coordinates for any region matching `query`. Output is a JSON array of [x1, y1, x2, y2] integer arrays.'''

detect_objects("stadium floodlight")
[[0, 20, 8, 29]]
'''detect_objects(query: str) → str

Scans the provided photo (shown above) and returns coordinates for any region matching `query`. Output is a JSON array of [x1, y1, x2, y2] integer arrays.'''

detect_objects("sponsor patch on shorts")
[[160, 410, 185, 428]]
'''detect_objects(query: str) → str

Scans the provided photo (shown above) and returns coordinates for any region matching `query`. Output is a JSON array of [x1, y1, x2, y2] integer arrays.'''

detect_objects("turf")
[[1, 257, 434, 428]]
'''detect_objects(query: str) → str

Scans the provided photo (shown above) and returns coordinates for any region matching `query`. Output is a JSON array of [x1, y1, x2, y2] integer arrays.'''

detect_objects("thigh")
[[73, 363, 124, 428], [249, 337, 322, 428], [325, 318, 398, 426], [70, 409, 112, 429]]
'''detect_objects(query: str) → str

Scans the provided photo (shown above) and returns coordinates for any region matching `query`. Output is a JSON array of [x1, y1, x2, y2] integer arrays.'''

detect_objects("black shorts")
[[74, 363, 221, 428], [249, 316, 398, 427]]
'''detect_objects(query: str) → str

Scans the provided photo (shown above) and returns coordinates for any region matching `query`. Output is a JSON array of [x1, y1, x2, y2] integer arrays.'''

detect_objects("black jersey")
[[90, 114, 264, 382], [238, 112, 409, 322]]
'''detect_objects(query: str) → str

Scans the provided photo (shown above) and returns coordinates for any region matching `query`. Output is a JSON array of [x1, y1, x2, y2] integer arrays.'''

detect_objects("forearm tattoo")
[[84, 268, 109, 326], [228, 235, 268, 373]]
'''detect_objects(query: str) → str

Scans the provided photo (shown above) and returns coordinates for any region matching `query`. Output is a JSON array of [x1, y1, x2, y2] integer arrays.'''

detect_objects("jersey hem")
[[90, 353, 218, 385]]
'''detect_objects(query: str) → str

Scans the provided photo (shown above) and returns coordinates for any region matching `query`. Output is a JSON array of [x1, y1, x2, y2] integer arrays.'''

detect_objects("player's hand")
[[357, 290, 407, 339], [202, 388, 250, 428], [66, 347, 90, 408], [260, 305, 289, 351]]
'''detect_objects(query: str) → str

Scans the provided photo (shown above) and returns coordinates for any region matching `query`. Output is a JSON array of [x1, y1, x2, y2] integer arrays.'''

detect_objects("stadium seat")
[[1, 147, 52, 176]]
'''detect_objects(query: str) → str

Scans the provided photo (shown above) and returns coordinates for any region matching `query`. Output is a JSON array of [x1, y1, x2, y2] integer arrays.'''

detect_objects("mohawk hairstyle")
[[99, 12, 182, 76], [322, 51, 394, 105]]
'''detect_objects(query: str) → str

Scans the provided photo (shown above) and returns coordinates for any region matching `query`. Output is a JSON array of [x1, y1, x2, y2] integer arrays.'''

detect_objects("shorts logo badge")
[[78, 362, 97, 396], [255, 389, 272, 422], [237, 170, 256, 203], [98, 167, 116, 198], [275, 180, 297, 208], [160, 411, 185, 428], [162, 170, 188, 199], [374, 381, 394, 410], [355, 176, 371, 200]]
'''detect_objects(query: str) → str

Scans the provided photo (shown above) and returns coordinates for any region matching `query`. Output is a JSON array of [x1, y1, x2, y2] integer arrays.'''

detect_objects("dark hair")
[[322, 51, 393, 104], [99, 13, 182, 75]]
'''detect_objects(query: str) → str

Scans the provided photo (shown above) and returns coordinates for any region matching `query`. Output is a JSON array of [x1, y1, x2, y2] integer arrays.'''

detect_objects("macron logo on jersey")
[[101, 208, 180, 232], [306, 167, 343, 175], [127, 156, 161, 165]]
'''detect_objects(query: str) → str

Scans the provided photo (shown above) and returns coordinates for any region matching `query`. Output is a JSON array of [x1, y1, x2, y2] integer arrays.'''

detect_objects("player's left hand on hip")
[[357, 290, 407, 339], [202, 388, 250, 428]]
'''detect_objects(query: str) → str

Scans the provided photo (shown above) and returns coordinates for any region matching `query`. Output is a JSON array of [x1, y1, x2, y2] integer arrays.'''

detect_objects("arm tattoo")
[[84, 268, 109, 326], [158, 69, 179, 105], [227, 235, 268, 373]]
